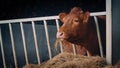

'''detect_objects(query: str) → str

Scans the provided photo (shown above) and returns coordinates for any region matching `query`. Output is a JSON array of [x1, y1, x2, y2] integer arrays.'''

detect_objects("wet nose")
[[56, 32, 64, 39]]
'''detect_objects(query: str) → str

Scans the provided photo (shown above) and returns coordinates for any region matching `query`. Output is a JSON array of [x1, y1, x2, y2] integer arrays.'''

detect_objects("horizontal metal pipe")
[[0, 12, 106, 24], [90, 12, 106, 16]]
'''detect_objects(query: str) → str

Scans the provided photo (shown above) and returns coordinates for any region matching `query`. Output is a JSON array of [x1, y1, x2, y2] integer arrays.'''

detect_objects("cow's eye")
[[73, 18, 79, 23], [74, 19, 79, 22]]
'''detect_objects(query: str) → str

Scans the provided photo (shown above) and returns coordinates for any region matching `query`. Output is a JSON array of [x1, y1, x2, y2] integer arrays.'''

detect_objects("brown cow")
[[56, 7, 100, 56]]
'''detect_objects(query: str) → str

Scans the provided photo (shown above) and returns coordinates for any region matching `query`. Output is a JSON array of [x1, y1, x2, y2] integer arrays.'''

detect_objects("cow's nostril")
[[60, 32, 64, 36], [57, 32, 64, 38]]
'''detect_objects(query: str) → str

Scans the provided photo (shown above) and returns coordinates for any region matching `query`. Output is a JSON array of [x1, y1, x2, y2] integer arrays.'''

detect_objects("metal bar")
[[87, 51, 90, 57], [31, 21, 41, 64], [55, 19, 63, 52], [43, 20, 52, 59], [0, 27, 6, 68], [0, 16, 59, 24], [106, 0, 112, 65], [9, 23, 18, 68], [94, 16, 103, 57], [20, 22, 29, 64], [72, 44, 76, 55], [55, 19, 60, 31], [0, 12, 106, 24], [90, 12, 106, 16]]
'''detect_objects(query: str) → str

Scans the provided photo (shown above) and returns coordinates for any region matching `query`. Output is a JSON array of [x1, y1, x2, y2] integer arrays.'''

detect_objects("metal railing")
[[0, 12, 106, 68]]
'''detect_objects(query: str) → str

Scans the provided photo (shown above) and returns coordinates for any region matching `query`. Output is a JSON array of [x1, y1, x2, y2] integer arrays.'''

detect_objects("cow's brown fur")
[[57, 7, 100, 56]]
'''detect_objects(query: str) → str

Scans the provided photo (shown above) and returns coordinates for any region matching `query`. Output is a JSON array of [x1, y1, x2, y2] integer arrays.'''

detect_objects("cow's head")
[[57, 7, 90, 43]]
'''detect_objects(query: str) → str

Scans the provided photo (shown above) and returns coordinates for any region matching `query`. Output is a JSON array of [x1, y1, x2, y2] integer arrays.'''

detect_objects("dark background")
[[0, 0, 105, 20]]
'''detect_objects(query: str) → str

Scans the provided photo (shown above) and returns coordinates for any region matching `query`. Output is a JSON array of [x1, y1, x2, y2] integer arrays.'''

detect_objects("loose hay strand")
[[54, 39, 63, 52], [54, 39, 60, 50]]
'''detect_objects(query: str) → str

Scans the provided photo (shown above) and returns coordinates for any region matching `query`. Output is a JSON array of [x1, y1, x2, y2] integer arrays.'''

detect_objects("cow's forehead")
[[62, 15, 73, 22], [66, 14, 79, 19], [62, 14, 79, 24]]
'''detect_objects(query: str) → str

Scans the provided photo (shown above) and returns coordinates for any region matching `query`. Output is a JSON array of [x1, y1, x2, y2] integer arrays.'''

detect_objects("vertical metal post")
[[106, 0, 112, 65], [9, 23, 18, 68], [55, 19, 63, 52], [72, 44, 76, 55], [94, 16, 103, 57], [20, 22, 29, 65], [31, 21, 41, 64], [0, 27, 6, 68], [43, 20, 52, 59]]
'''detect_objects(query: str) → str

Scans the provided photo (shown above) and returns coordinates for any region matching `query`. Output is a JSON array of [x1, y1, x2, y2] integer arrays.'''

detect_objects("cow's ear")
[[59, 13, 67, 22], [83, 11, 90, 23]]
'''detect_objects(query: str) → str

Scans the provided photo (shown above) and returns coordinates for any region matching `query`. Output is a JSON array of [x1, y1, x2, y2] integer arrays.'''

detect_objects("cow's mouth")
[[57, 37, 68, 41], [57, 37, 72, 43]]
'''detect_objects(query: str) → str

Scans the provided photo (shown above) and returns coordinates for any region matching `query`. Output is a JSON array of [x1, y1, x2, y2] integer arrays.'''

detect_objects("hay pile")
[[23, 52, 116, 68]]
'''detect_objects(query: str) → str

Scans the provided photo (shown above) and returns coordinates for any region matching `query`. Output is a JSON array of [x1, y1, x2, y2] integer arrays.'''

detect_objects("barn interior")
[[0, 0, 120, 68]]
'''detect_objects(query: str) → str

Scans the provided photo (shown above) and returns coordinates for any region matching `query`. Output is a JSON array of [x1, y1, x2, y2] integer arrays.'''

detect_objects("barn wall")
[[112, 0, 120, 65]]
